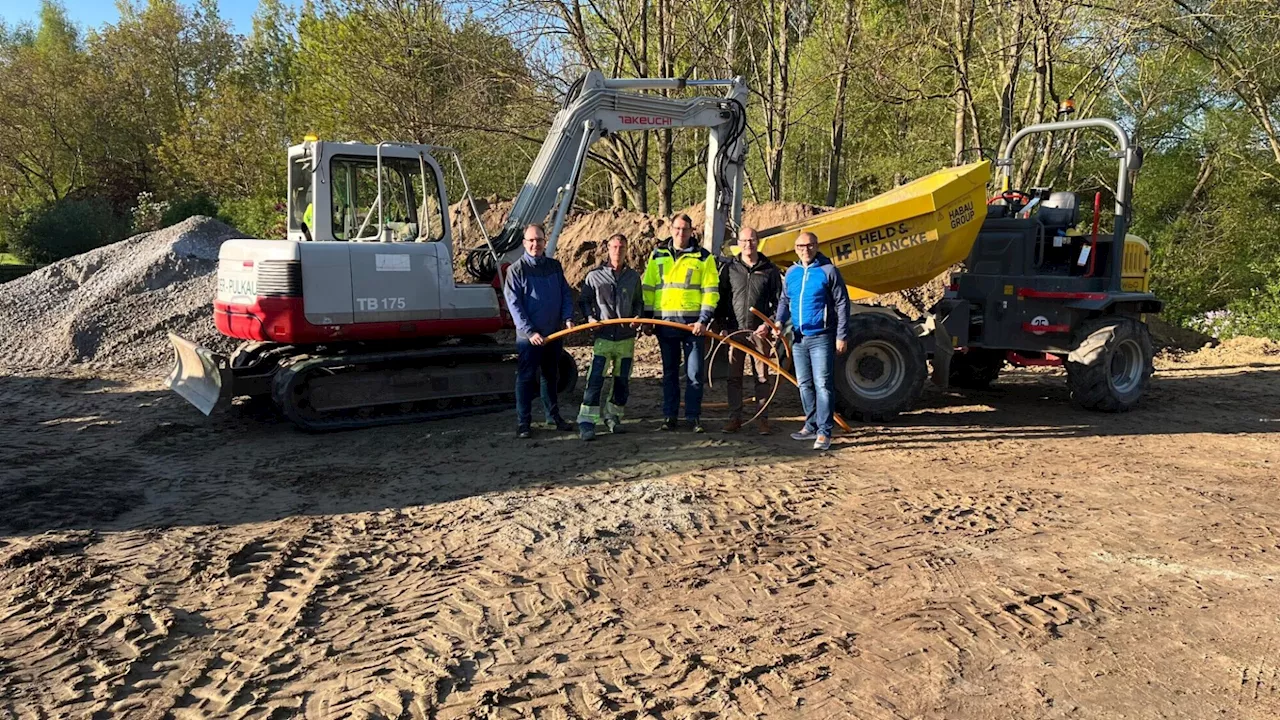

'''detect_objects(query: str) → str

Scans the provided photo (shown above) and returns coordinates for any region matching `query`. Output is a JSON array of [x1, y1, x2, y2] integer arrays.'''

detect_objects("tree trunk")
[[657, 0, 673, 217], [826, 0, 856, 205]]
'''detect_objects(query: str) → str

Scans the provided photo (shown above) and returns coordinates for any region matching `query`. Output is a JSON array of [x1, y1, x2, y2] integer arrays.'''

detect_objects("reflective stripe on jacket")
[[641, 242, 720, 324]]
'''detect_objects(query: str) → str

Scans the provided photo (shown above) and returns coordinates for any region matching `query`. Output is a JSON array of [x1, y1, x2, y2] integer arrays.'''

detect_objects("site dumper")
[[755, 118, 1160, 420]]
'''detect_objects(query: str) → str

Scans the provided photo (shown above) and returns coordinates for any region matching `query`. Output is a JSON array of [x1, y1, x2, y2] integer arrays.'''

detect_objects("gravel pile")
[[0, 216, 242, 375]]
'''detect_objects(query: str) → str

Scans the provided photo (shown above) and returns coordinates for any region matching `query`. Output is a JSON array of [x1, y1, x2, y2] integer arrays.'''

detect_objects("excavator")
[[167, 72, 1160, 430], [167, 72, 748, 431]]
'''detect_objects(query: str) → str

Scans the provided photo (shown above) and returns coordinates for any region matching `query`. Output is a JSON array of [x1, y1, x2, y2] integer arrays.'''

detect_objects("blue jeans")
[[793, 332, 836, 436], [515, 338, 562, 427], [656, 326, 706, 420]]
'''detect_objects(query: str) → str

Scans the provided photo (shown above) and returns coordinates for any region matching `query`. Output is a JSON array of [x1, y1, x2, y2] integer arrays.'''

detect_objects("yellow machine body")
[[1121, 234, 1151, 292], [757, 161, 991, 300]]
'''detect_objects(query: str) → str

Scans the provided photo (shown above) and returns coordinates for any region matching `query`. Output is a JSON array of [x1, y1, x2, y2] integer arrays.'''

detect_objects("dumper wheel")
[[1065, 316, 1153, 412], [835, 313, 927, 421], [557, 349, 579, 395], [949, 348, 1006, 389]]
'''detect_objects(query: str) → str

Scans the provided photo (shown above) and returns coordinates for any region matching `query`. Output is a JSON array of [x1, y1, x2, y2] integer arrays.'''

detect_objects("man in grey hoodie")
[[576, 233, 644, 440]]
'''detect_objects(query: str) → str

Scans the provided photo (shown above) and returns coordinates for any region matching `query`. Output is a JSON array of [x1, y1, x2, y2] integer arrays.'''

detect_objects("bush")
[[219, 195, 286, 238], [161, 194, 220, 227], [1220, 260, 1280, 341], [130, 191, 169, 233], [6, 197, 129, 265]]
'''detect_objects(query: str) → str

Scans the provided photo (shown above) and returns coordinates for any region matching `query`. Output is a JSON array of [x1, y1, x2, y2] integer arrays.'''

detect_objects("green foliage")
[[6, 197, 129, 264], [0, 0, 1278, 335], [130, 191, 170, 234], [219, 195, 286, 238], [1216, 259, 1280, 341], [161, 194, 221, 227]]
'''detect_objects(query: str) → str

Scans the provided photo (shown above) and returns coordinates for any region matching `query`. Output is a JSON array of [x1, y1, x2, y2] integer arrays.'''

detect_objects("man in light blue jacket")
[[762, 231, 850, 450]]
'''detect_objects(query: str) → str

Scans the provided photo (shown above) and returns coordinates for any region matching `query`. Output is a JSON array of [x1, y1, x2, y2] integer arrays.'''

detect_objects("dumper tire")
[[949, 348, 1005, 389], [1065, 315, 1153, 412], [835, 313, 927, 421], [557, 348, 579, 395]]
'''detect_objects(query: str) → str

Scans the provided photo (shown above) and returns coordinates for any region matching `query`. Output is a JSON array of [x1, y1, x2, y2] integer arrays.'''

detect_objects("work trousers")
[[515, 338, 563, 427], [577, 337, 635, 427], [656, 325, 706, 420], [727, 333, 773, 421]]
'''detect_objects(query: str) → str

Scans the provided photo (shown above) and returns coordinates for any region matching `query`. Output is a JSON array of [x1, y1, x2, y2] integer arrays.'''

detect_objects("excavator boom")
[[469, 71, 748, 277]]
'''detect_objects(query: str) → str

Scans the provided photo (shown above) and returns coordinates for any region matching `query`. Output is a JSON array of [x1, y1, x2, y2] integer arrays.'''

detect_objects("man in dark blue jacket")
[[763, 231, 850, 450], [504, 224, 575, 438]]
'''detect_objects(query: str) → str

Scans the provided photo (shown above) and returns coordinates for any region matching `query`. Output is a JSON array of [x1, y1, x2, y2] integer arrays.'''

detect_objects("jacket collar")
[[737, 253, 774, 272], [671, 240, 701, 257], [797, 252, 830, 269]]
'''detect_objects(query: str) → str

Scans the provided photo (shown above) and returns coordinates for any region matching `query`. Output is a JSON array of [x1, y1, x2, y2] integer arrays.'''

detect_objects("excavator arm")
[[467, 70, 748, 278]]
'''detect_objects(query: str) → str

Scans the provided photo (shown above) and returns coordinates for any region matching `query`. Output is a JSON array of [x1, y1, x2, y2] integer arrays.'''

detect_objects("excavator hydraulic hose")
[[545, 318, 853, 433]]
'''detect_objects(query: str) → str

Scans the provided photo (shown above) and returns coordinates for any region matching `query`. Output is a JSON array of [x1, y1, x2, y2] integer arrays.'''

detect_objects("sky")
[[1, 0, 269, 36]]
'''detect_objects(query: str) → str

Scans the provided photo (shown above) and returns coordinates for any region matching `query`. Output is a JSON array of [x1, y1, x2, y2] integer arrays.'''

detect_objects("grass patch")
[[0, 253, 24, 265]]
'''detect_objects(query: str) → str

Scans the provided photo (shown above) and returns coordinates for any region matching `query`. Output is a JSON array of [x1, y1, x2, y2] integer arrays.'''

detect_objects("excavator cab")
[[285, 140, 450, 248]]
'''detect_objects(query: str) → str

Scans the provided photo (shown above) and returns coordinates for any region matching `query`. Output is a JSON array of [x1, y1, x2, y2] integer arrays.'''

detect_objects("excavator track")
[[271, 344, 523, 432]]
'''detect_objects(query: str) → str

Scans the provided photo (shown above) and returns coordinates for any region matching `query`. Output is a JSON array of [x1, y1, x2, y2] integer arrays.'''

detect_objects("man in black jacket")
[[718, 226, 783, 434]]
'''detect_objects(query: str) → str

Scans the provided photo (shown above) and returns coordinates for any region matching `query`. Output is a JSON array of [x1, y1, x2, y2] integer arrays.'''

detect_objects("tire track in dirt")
[[4, 357, 1280, 718]]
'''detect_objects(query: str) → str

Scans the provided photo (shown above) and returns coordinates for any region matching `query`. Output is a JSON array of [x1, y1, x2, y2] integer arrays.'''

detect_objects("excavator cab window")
[[329, 155, 445, 243], [287, 156, 313, 236]]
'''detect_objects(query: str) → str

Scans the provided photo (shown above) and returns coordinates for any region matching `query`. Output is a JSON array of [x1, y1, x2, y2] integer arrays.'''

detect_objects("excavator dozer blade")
[[165, 333, 234, 416]]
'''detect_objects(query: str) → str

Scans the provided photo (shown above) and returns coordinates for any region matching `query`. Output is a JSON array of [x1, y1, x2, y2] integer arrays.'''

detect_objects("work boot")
[[517, 425, 531, 439], [757, 418, 773, 435], [550, 416, 574, 432], [721, 419, 743, 434], [813, 434, 832, 451], [658, 417, 678, 432], [579, 423, 596, 441], [790, 427, 817, 441], [605, 417, 625, 434], [689, 418, 705, 434]]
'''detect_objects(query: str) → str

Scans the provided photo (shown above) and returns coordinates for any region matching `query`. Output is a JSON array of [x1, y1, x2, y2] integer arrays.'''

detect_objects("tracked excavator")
[[167, 72, 749, 430], [168, 71, 1160, 430]]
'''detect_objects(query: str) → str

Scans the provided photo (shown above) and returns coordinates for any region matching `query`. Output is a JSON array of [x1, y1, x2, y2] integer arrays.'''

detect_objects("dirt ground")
[[2, 341, 1279, 719]]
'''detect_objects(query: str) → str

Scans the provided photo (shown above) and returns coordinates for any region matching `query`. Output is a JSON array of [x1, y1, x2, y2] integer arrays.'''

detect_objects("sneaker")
[[658, 417, 678, 432], [605, 417, 625, 434], [517, 425, 531, 439], [813, 434, 831, 451], [689, 418, 705, 433], [790, 428, 817, 441], [721, 419, 743, 434], [549, 416, 574, 432], [579, 424, 595, 441], [757, 418, 773, 435]]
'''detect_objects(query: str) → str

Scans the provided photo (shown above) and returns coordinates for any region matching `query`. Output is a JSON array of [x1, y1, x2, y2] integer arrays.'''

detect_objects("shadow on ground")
[[2, 361, 1276, 535]]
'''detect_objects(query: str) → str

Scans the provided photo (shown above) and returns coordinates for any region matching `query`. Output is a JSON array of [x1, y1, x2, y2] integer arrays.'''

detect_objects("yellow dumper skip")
[[758, 161, 991, 301]]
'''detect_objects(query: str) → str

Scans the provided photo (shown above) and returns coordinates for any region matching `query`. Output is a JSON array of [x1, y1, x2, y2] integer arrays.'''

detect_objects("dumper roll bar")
[[995, 118, 1142, 286]]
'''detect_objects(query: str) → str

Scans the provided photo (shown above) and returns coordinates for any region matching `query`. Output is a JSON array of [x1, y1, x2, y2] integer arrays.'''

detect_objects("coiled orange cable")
[[545, 318, 853, 433]]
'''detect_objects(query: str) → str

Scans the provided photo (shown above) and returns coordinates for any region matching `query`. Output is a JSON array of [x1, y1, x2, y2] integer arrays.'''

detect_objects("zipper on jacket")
[[797, 263, 809, 331]]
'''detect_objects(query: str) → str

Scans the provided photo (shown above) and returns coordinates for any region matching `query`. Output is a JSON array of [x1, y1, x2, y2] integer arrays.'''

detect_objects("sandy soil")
[[2, 342, 1279, 719]]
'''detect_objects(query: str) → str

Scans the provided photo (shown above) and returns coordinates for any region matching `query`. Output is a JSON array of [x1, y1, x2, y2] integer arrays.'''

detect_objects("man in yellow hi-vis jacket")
[[642, 214, 720, 432]]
